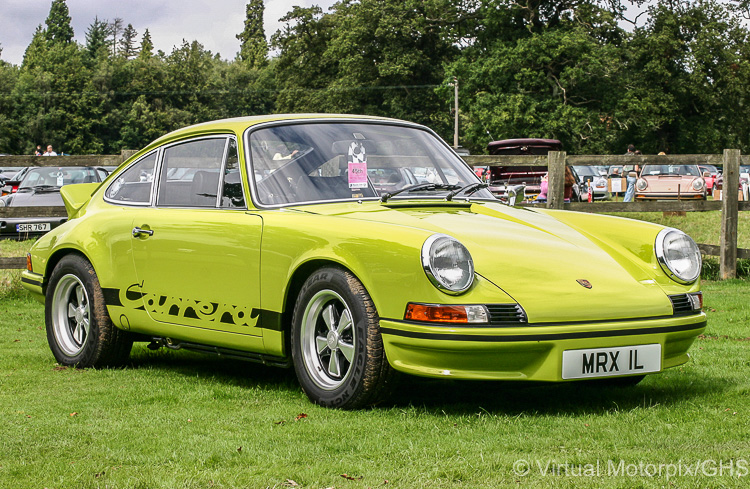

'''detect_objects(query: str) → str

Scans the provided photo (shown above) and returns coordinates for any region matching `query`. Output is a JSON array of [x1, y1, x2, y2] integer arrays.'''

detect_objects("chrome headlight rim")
[[655, 227, 702, 284], [636, 178, 648, 191], [421, 234, 475, 295], [692, 177, 705, 191]]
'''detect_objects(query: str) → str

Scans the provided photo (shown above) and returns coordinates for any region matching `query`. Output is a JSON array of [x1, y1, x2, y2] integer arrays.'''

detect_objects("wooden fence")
[[1, 150, 748, 279]]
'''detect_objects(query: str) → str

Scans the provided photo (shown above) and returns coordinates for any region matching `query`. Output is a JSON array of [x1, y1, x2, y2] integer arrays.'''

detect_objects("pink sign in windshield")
[[348, 142, 368, 189]]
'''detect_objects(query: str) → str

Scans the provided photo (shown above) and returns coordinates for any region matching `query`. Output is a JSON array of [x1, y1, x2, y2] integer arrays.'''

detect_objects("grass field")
[[1, 213, 748, 488]]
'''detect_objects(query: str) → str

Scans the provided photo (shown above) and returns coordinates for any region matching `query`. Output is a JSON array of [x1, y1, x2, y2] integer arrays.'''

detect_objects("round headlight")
[[692, 178, 705, 191], [655, 228, 701, 283], [421, 234, 474, 294], [636, 178, 648, 191]]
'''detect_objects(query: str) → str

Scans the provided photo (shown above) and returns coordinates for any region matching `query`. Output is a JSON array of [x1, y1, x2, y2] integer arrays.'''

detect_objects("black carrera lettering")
[[119, 283, 256, 327]]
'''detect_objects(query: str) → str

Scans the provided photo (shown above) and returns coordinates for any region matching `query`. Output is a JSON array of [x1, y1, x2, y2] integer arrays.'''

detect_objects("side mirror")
[[507, 184, 526, 206]]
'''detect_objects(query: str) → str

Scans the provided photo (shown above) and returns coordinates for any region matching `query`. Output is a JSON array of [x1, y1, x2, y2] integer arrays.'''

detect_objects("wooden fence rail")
[[1, 150, 747, 278]]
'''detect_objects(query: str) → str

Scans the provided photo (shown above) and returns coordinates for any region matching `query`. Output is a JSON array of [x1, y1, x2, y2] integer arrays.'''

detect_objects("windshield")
[[19, 167, 101, 189], [641, 165, 701, 177], [573, 165, 600, 177], [247, 122, 492, 206]]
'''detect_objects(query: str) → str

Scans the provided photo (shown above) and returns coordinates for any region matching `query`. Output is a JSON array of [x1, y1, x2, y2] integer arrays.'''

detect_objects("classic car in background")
[[0, 166, 108, 239], [572, 165, 609, 200], [485, 138, 584, 201], [698, 164, 720, 193], [635, 164, 707, 200], [486, 138, 560, 200], [1, 167, 31, 196], [22, 115, 705, 409]]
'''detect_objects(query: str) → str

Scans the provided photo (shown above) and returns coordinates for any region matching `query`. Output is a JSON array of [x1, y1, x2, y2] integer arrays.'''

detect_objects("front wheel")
[[46, 254, 133, 367], [291, 267, 393, 409]]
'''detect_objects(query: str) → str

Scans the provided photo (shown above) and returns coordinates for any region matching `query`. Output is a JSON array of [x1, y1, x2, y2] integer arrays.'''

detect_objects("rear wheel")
[[291, 267, 393, 409], [46, 254, 133, 367]]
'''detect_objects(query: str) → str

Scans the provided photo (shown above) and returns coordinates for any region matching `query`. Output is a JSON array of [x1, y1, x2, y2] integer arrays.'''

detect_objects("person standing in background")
[[623, 144, 639, 202]]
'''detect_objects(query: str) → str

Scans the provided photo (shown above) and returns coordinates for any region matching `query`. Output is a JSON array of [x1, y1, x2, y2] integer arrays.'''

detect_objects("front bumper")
[[380, 313, 706, 381], [634, 192, 705, 200]]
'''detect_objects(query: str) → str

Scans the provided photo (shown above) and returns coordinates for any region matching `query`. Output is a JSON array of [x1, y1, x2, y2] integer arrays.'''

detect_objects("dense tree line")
[[0, 0, 748, 156]]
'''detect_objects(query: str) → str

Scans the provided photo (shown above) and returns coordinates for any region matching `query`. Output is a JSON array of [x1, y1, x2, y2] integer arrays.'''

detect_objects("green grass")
[[1, 216, 748, 488], [1, 284, 748, 488], [611, 210, 750, 249], [0, 239, 35, 300]]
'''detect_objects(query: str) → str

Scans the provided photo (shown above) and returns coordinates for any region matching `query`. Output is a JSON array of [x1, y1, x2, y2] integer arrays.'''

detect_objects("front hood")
[[297, 200, 673, 322]]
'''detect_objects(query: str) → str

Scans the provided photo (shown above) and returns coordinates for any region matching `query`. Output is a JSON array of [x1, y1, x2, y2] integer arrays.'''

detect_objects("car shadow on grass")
[[125, 346, 725, 415], [126, 346, 299, 391], [383, 373, 727, 416]]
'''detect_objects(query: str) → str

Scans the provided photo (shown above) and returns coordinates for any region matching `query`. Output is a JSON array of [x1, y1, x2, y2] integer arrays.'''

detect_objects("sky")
[[0, 0, 338, 66]]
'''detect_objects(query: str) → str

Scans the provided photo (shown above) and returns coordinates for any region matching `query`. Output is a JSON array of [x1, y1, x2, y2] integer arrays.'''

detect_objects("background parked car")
[[1, 167, 31, 196], [635, 164, 706, 200], [697, 164, 720, 193], [0, 166, 107, 239], [486, 139, 583, 201], [572, 165, 609, 200]]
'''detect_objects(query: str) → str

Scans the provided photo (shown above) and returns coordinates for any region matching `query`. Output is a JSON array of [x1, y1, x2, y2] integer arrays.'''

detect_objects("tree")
[[119, 24, 139, 59], [85, 17, 112, 63], [237, 0, 268, 67], [139, 29, 154, 59], [45, 0, 74, 46], [109, 18, 124, 56]]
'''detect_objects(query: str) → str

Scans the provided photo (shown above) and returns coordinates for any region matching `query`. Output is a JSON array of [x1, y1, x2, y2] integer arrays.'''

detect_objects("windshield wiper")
[[445, 182, 489, 201], [380, 183, 461, 203]]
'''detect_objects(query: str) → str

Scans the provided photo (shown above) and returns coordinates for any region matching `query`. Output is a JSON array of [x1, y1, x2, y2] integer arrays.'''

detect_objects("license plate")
[[562, 344, 661, 379], [16, 223, 51, 232]]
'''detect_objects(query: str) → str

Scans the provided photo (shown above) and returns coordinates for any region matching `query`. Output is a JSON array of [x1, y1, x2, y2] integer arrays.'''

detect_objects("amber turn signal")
[[405, 303, 488, 324]]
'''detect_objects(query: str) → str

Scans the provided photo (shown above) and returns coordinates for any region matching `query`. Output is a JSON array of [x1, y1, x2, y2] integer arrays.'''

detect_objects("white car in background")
[[572, 165, 609, 200]]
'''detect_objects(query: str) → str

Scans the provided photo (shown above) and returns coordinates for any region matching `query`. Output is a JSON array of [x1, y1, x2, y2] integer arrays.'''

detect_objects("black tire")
[[291, 267, 394, 409], [45, 254, 133, 367]]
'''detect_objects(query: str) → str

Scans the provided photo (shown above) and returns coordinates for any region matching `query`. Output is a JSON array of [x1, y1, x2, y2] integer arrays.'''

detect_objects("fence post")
[[720, 149, 740, 279], [547, 151, 566, 209]]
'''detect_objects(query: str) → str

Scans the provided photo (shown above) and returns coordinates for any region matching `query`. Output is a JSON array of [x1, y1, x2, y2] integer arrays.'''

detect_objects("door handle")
[[132, 226, 154, 237]]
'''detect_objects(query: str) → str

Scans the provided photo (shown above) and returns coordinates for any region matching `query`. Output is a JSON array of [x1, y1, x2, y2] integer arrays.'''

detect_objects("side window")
[[157, 138, 226, 208], [105, 152, 157, 204], [220, 139, 245, 208]]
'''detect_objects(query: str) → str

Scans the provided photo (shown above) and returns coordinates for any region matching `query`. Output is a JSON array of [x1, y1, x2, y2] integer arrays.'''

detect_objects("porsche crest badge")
[[576, 279, 593, 289]]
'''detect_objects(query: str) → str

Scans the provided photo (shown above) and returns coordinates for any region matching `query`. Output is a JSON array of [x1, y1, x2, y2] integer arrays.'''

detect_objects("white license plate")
[[562, 344, 661, 379], [16, 223, 51, 232]]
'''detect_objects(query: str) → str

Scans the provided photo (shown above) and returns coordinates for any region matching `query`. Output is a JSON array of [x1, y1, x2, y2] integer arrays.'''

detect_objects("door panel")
[[130, 208, 263, 336]]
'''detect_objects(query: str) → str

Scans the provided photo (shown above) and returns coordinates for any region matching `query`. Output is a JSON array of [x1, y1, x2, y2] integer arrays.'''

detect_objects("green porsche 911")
[[22, 114, 705, 408]]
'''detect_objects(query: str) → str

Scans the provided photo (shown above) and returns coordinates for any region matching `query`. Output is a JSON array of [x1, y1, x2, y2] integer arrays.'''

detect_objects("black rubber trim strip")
[[102, 288, 123, 307], [21, 275, 43, 287], [387, 312, 702, 329], [380, 321, 707, 343]]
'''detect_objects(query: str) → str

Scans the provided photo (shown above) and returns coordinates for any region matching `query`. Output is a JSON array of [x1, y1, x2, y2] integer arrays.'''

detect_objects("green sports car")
[[22, 115, 706, 408]]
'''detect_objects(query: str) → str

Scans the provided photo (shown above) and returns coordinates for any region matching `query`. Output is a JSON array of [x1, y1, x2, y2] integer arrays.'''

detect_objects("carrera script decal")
[[122, 282, 256, 327]]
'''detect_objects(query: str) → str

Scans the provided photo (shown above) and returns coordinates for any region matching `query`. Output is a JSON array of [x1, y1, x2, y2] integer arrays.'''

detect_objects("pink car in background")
[[635, 164, 707, 200]]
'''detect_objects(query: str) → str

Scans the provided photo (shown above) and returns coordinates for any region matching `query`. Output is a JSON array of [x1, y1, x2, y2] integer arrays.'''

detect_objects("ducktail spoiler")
[[60, 183, 101, 218]]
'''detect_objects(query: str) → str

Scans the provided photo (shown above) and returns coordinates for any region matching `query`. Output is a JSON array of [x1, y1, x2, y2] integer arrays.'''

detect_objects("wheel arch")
[[43, 248, 92, 293], [280, 258, 368, 357]]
